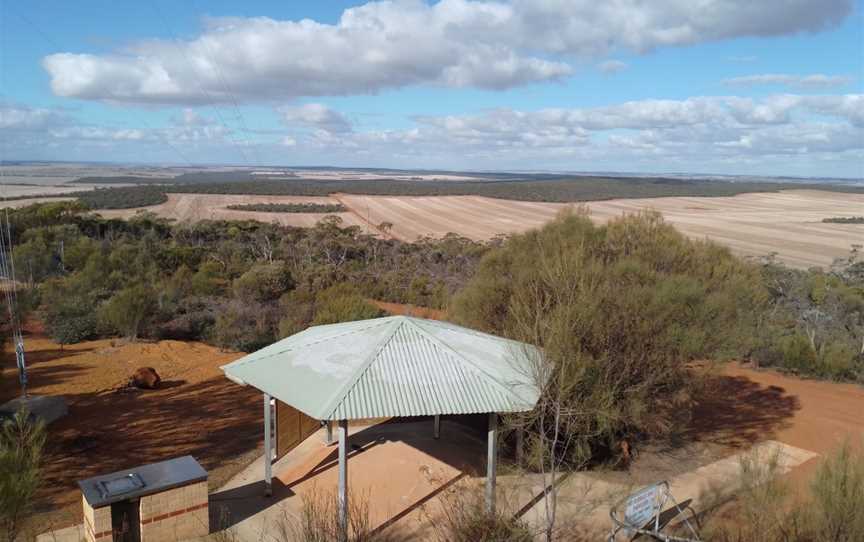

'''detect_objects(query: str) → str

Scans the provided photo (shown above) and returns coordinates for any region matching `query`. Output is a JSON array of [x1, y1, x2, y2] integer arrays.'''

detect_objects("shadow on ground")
[[208, 418, 487, 537], [685, 374, 800, 447], [33, 375, 260, 514]]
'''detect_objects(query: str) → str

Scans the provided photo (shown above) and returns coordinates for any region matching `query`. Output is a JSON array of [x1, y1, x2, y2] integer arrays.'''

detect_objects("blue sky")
[[1, 0, 862, 177]]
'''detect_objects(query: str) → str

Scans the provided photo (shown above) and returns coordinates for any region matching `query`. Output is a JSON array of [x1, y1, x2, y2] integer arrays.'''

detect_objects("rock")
[[129, 367, 161, 390]]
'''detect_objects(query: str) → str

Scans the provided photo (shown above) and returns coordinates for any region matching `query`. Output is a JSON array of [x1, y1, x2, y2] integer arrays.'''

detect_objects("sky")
[[0, 0, 862, 177]]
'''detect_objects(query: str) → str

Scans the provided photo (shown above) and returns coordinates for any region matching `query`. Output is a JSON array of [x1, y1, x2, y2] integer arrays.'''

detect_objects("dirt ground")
[[717, 362, 864, 493], [368, 300, 446, 320], [0, 323, 261, 532]]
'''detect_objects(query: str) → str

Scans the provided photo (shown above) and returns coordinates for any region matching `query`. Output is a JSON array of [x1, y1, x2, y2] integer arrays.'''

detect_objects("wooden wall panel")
[[275, 400, 320, 461]]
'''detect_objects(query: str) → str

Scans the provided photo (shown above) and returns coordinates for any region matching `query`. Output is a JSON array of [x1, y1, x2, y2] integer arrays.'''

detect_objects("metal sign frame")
[[609, 481, 701, 542]]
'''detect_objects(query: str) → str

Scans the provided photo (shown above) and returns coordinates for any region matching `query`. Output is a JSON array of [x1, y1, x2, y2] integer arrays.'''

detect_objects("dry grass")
[[701, 441, 864, 542]]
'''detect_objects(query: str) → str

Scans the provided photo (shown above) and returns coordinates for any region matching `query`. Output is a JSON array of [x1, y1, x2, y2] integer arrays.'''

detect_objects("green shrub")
[[155, 297, 217, 341], [450, 209, 767, 461], [311, 283, 385, 326], [780, 334, 818, 373], [211, 301, 278, 352], [191, 261, 227, 296], [99, 284, 157, 340], [46, 313, 98, 345], [233, 261, 294, 302], [0, 410, 46, 542]]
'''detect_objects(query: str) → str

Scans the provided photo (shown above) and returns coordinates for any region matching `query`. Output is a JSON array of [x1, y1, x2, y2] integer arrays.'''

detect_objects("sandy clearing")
[[96, 193, 368, 229], [339, 190, 864, 268]]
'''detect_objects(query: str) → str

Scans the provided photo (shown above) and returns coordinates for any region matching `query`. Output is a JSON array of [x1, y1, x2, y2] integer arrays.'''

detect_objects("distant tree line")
[[823, 216, 864, 224], [70, 174, 864, 206], [225, 202, 347, 213], [74, 186, 168, 209]]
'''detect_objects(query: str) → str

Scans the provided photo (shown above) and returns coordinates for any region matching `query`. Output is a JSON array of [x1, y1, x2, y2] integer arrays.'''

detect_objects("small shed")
[[221, 315, 541, 540]]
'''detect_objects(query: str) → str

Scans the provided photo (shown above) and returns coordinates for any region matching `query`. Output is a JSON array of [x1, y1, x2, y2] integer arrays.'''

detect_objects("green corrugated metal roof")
[[220, 316, 542, 421]]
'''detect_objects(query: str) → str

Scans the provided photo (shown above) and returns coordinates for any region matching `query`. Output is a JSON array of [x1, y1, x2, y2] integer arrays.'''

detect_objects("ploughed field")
[[38, 189, 864, 269], [338, 190, 864, 268]]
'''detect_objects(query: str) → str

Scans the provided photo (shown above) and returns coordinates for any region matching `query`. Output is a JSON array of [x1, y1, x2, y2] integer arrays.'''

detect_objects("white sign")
[[623, 483, 661, 530]]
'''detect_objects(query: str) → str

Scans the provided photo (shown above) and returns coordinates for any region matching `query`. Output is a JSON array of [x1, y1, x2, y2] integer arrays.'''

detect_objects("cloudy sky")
[[1, 0, 862, 177]]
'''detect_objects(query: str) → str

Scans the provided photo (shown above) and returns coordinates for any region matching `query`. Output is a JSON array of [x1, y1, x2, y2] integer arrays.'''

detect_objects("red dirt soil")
[[715, 363, 864, 492], [369, 300, 446, 320], [0, 324, 260, 529], [2, 319, 861, 532]]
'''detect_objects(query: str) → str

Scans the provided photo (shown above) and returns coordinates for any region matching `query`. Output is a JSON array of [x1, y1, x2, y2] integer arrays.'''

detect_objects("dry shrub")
[[282, 486, 393, 542], [704, 441, 864, 542], [808, 442, 864, 541], [426, 480, 531, 542]]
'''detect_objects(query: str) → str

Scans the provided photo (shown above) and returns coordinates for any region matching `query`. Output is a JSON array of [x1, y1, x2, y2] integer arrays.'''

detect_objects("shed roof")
[[221, 316, 541, 421]]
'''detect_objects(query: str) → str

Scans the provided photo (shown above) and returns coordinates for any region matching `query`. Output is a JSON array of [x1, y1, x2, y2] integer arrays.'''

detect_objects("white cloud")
[[0, 102, 234, 160], [277, 94, 863, 168], [278, 103, 353, 133], [4, 94, 861, 175], [598, 60, 628, 74], [0, 103, 68, 130], [724, 73, 853, 88], [41, 0, 853, 104]]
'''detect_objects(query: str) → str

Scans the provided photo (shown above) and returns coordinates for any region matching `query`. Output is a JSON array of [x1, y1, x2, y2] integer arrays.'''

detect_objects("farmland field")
[[96, 193, 367, 229], [339, 189, 864, 268]]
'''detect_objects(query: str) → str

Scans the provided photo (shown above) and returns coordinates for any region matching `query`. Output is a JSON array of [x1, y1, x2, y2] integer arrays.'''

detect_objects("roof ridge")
[[223, 317, 394, 370], [411, 317, 535, 350], [320, 317, 404, 420], [404, 319, 536, 407]]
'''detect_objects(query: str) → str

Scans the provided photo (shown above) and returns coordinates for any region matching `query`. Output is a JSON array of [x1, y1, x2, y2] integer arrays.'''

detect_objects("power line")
[[189, 0, 265, 167], [138, 116, 195, 166], [1, 1, 198, 167], [148, 0, 255, 166]]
